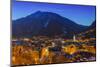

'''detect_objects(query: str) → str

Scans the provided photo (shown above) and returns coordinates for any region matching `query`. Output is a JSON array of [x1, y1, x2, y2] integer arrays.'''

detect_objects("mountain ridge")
[[12, 11, 88, 38]]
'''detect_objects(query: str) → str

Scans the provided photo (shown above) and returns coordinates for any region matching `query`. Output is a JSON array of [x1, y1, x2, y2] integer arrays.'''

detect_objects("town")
[[12, 34, 96, 66]]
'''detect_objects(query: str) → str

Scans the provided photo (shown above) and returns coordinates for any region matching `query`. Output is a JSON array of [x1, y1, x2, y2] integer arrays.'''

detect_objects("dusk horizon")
[[12, 1, 96, 26]]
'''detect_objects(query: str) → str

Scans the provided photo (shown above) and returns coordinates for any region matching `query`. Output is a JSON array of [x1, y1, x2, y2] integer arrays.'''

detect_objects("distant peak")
[[35, 11, 42, 13], [34, 11, 60, 16]]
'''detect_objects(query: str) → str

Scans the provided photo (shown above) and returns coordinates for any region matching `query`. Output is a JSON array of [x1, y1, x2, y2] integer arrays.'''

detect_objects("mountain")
[[87, 20, 96, 30], [12, 11, 87, 38], [86, 20, 96, 38], [77, 20, 96, 39]]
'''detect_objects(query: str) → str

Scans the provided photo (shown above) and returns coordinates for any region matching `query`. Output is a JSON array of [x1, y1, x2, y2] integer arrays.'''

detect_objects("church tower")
[[73, 35, 76, 41]]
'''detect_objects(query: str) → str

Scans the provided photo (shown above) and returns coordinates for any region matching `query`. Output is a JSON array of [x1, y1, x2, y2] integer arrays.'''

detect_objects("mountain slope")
[[77, 20, 96, 39], [12, 11, 87, 37]]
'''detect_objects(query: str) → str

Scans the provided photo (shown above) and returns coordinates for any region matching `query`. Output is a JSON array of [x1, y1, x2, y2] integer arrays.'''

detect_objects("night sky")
[[12, 0, 96, 26]]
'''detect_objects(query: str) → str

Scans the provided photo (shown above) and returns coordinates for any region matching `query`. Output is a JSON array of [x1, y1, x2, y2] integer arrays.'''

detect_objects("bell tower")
[[73, 35, 76, 41]]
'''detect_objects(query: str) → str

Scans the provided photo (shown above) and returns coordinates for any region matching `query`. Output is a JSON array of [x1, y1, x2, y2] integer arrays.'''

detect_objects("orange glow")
[[41, 47, 49, 57], [63, 44, 77, 55]]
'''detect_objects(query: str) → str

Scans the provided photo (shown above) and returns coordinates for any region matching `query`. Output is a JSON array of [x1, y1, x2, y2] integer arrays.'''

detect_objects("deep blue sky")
[[12, 0, 96, 26]]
